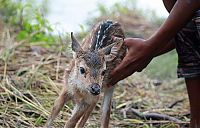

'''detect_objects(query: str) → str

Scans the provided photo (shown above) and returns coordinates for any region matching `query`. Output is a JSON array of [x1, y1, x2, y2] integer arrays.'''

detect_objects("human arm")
[[108, 0, 200, 86], [154, 38, 175, 57], [148, 0, 200, 50], [107, 38, 175, 86]]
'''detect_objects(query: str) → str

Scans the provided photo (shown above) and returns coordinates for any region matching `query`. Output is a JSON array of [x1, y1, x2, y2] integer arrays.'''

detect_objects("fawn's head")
[[70, 32, 122, 96]]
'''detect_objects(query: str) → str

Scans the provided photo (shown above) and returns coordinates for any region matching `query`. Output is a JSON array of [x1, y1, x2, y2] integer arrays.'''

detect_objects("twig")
[[123, 107, 182, 123], [3, 61, 7, 80], [56, 51, 61, 80], [133, 108, 182, 122], [168, 99, 185, 108]]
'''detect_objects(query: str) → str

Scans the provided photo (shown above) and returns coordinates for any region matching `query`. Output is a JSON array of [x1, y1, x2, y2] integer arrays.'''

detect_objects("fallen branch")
[[121, 107, 182, 123], [113, 120, 189, 127]]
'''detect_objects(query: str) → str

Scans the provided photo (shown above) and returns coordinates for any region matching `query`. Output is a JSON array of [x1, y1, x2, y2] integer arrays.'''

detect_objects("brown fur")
[[44, 21, 126, 128]]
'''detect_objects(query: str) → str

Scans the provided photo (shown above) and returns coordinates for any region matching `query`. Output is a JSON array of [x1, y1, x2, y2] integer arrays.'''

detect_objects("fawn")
[[45, 21, 126, 128]]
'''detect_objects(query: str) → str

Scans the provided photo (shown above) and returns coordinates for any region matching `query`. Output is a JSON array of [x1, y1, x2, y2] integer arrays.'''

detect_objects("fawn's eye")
[[101, 70, 106, 76], [80, 67, 85, 74]]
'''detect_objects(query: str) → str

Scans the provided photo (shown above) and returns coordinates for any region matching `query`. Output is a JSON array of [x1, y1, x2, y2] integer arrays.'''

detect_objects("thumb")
[[124, 38, 144, 46], [112, 55, 129, 75], [123, 38, 133, 46]]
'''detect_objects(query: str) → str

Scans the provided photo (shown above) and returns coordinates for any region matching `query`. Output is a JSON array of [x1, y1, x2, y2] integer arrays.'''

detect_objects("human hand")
[[108, 38, 155, 86]]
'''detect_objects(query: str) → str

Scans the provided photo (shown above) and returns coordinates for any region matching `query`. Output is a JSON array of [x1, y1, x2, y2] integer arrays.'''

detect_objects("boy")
[[109, 0, 200, 127]]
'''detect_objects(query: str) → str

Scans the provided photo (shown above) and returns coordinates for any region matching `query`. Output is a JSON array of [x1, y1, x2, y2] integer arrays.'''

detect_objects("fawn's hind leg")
[[45, 87, 71, 128], [64, 102, 89, 128], [100, 86, 114, 128], [77, 100, 98, 127]]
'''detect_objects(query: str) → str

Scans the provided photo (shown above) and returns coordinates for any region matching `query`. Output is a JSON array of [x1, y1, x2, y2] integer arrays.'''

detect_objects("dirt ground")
[[0, 25, 190, 128]]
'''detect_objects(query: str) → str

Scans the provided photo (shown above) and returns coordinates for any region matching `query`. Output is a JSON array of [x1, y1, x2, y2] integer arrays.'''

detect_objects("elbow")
[[187, 0, 200, 7], [181, 0, 200, 12]]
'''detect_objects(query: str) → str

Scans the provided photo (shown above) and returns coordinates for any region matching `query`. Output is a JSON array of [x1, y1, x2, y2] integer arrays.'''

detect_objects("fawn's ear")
[[99, 37, 124, 62], [71, 32, 83, 53]]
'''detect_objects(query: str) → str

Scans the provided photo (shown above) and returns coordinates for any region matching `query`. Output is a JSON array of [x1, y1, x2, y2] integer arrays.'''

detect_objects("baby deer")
[[45, 21, 126, 128]]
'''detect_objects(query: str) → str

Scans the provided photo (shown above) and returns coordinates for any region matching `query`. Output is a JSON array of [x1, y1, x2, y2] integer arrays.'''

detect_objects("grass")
[[0, 28, 189, 128], [143, 50, 178, 80], [0, 1, 189, 127]]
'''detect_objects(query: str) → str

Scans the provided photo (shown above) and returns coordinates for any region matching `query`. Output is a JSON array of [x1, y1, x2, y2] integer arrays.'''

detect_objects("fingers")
[[123, 38, 134, 47], [107, 37, 150, 87], [112, 56, 130, 74], [108, 63, 136, 86], [108, 57, 152, 87], [112, 42, 136, 74], [108, 68, 134, 86]]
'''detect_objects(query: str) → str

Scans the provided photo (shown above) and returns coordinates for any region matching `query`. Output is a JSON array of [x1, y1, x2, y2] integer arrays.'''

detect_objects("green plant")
[[139, 9, 165, 27], [143, 50, 178, 80], [96, 0, 138, 17], [0, 0, 55, 47]]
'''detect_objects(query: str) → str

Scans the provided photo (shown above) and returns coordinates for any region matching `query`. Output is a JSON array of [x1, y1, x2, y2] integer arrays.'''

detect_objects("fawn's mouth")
[[88, 83, 101, 95]]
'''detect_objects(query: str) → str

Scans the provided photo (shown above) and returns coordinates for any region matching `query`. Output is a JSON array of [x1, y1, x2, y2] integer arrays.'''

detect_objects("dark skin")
[[109, 0, 200, 127]]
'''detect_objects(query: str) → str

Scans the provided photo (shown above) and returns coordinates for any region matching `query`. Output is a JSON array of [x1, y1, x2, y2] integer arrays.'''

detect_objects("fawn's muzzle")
[[89, 83, 101, 95]]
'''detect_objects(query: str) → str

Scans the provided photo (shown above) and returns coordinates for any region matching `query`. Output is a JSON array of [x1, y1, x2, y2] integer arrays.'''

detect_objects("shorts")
[[175, 10, 200, 78]]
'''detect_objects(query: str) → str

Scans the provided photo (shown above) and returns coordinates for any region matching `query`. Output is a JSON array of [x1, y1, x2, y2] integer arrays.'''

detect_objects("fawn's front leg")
[[64, 102, 89, 128], [77, 99, 99, 127], [45, 87, 71, 128], [100, 86, 114, 128]]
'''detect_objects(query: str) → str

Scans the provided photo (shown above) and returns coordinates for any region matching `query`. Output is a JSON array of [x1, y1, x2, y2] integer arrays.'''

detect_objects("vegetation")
[[143, 50, 178, 80], [0, 0, 188, 128], [0, 0, 56, 47]]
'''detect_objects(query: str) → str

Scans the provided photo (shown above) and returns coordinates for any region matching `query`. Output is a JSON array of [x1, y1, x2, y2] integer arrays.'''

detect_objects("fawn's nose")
[[89, 83, 101, 95]]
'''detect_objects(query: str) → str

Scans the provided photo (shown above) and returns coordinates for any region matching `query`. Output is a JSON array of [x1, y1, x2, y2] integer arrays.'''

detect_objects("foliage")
[[0, 0, 55, 47], [139, 9, 166, 27], [143, 50, 178, 80], [0, 0, 19, 25], [88, 0, 164, 27], [96, 0, 138, 16]]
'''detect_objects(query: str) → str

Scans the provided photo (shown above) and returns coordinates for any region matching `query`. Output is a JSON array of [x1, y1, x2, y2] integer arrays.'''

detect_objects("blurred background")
[[0, 0, 189, 128], [46, 0, 168, 32]]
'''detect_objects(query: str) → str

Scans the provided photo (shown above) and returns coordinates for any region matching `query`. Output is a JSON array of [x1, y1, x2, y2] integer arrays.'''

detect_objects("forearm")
[[154, 38, 175, 57], [148, 0, 200, 50]]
